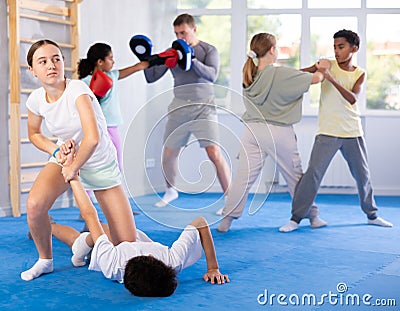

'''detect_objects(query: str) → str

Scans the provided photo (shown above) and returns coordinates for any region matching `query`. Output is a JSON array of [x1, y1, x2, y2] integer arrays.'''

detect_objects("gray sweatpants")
[[291, 134, 378, 222], [222, 122, 319, 219]]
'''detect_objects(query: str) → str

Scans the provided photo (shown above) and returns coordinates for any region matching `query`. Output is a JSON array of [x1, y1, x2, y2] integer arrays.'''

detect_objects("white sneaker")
[[368, 217, 393, 227]]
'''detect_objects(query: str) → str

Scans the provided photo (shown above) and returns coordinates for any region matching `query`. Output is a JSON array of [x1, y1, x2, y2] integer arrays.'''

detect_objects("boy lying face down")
[[62, 140, 229, 296]]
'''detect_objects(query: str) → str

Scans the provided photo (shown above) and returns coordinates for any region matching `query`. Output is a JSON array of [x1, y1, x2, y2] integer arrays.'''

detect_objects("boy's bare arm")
[[119, 61, 150, 79], [190, 217, 230, 285], [301, 62, 325, 84], [301, 63, 317, 73]]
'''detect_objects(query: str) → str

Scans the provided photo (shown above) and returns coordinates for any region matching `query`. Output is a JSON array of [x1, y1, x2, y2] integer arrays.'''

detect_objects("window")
[[178, 1, 234, 109], [248, 14, 301, 68], [248, 0, 301, 9], [194, 15, 231, 99], [308, 0, 361, 8], [178, 0, 400, 113], [366, 14, 400, 110], [367, 0, 400, 8], [177, 0, 231, 9]]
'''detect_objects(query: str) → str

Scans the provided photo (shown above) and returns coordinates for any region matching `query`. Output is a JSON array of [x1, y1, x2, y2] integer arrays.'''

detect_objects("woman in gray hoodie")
[[217, 33, 327, 232]]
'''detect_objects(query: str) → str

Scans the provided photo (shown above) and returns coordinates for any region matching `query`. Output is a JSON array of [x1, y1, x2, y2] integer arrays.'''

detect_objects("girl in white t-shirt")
[[20, 39, 137, 281]]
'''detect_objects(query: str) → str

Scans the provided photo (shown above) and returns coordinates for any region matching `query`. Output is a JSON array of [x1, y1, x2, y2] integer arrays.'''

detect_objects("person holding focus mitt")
[[79, 39, 193, 175], [141, 13, 231, 208]]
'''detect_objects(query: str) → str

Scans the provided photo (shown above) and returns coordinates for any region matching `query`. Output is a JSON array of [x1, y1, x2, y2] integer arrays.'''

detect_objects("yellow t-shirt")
[[317, 60, 365, 138]]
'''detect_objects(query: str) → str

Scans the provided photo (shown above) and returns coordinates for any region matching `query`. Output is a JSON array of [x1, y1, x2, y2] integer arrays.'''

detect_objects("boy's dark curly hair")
[[124, 255, 178, 297], [334, 29, 360, 48]]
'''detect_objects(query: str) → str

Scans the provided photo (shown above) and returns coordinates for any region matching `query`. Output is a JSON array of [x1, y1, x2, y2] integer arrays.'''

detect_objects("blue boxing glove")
[[189, 45, 195, 59], [129, 35, 152, 61], [171, 39, 193, 71]]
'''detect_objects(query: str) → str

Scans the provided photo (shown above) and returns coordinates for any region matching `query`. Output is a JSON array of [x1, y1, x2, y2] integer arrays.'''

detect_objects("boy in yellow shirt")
[[280, 29, 393, 232]]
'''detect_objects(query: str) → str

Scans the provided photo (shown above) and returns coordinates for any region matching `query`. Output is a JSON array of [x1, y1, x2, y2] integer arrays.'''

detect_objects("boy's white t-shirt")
[[26, 79, 116, 169], [89, 226, 203, 283]]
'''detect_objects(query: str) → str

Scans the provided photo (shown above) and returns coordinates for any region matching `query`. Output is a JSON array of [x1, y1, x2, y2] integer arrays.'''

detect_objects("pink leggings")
[[107, 126, 122, 172]]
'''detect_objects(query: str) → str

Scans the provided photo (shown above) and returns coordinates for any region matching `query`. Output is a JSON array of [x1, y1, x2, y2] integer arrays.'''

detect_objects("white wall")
[[364, 116, 400, 195], [79, 0, 178, 197], [79, 0, 151, 198]]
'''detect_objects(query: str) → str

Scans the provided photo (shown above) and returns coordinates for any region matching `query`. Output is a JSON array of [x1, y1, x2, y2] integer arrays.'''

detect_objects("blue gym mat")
[[0, 193, 398, 310]]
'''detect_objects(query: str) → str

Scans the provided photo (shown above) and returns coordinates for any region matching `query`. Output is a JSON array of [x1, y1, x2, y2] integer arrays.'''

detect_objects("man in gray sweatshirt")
[[144, 13, 230, 207]]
